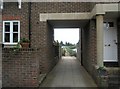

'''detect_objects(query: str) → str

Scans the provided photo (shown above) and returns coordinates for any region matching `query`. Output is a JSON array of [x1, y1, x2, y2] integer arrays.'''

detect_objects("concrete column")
[[96, 15, 104, 67], [0, 10, 2, 44]]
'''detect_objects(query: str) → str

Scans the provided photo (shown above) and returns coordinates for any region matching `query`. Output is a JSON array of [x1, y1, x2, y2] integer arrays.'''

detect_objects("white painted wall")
[[104, 19, 118, 62]]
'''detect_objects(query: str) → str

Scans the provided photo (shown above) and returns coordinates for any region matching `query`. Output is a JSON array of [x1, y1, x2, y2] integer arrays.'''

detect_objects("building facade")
[[0, 1, 120, 87]]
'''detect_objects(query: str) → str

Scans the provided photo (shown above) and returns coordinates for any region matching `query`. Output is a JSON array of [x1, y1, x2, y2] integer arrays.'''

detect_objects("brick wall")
[[2, 48, 39, 87], [30, 2, 95, 74], [31, 2, 92, 14], [82, 19, 97, 76], [82, 18, 120, 87], [37, 25, 57, 72], [2, 2, 30, 39], [2, 47, 59, 87], [2, 2, 118, 87], [93, 66, 120, 87], [2, 2, 94, 87], [2, 2, 95, 87], [107, 68, 120, 87], [30, 2, 93, 48]]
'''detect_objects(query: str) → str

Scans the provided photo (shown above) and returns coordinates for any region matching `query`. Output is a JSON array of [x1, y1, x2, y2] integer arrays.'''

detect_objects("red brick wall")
[[31, 2, 92, 13], [30, 2, 93, 48], [2, 2, 29, 39], [81, 19, 97, 76], [1, 2, 98, 87], [30, 2, 93, 74], [2, 48, 39, 87], [2, 2, 119, 87], [82, 18, 120, 87]]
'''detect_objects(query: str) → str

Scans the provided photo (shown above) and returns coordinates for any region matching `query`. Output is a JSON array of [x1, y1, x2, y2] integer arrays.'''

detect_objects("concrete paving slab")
[[40, 56, 97, 87]]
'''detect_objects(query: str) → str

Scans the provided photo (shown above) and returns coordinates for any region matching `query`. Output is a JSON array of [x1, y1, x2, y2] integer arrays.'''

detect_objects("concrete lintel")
[[40, 13, 90, 21]]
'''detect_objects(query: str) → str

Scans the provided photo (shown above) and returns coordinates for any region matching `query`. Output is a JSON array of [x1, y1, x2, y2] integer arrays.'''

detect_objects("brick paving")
[[40, 56, 97, 87]]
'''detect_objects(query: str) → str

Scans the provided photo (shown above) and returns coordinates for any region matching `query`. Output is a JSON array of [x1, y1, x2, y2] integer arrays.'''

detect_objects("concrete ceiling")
[[48, 20, 89, 28]]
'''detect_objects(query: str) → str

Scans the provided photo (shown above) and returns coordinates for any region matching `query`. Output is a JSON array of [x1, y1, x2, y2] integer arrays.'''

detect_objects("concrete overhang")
[[91, 4, 118, 15], [40, 13, 90, 21], [40, 3, 119, 28], [91, 3, 119, 19], [40, 3, 119, 22]]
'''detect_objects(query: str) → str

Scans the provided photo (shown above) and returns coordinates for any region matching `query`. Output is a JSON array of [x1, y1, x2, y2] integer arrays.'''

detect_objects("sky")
[[54, 28, 79, 44]]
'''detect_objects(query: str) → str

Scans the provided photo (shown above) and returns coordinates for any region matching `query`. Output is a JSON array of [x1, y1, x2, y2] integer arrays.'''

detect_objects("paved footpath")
[[40, 56, 97, 87]]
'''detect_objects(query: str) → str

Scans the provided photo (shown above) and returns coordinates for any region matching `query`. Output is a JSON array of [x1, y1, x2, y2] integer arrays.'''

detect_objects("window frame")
[[3, 21, 20, 45], [103, 21, 114, 29]]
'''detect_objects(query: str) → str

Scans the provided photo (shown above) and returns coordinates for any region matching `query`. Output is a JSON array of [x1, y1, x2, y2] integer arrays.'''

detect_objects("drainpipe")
[[28, 2, 31, 48]]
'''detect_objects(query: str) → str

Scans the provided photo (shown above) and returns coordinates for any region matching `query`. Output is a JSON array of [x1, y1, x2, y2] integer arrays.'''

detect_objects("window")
[[108, 22, 114, 27], [3, 21, 20, 44], [104, 22, 114, 28], [104, 22, 107, 27]]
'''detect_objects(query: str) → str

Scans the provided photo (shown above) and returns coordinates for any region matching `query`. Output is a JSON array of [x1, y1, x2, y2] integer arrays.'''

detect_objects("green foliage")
[[68, 45, 76, 49], [61, 48, 65, 56], [97, 66, 107, 76], [20, 38, 30, 43], [60, 41, 64, 46], [67, 47, 76, 56], [97, 66, 106, 71], [14, 42, 21, 49], [53, 40, 59, 46], [62, 45, 77, 57], [60, 41, 76, 46], [70, 50, 76, 57], [13, 42, 21, 53], [65, 42, 75, 46], [59, 41, 77, 56]]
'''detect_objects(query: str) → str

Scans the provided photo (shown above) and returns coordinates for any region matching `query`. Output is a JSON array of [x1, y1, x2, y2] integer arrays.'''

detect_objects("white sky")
[[54, 28, 79, 44]]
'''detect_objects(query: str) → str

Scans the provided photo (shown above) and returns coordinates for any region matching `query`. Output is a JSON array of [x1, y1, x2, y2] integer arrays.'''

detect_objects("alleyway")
[[40, 56, 97, 87]]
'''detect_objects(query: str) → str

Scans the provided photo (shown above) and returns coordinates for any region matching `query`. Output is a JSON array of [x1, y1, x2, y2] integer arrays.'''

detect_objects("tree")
[[60, 41, 64, 46]]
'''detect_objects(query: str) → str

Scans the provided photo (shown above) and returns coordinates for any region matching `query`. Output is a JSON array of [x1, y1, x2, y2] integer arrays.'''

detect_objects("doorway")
[[104, 19, 118, 67]]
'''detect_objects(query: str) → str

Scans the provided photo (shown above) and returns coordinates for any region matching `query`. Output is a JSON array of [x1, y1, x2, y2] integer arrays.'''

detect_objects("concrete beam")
[[40, 13, 90, 21]]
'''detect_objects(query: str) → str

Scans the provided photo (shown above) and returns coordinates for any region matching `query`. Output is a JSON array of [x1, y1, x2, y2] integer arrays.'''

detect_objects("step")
[[108, 75, 120, 86]]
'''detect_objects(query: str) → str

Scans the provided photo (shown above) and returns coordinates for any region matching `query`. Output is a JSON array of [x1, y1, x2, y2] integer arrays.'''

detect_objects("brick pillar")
[[96, 15, 104, 67]]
